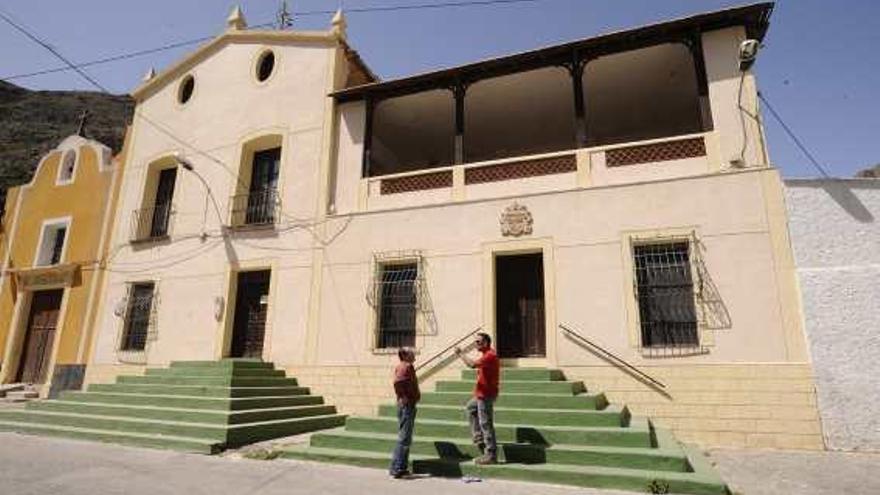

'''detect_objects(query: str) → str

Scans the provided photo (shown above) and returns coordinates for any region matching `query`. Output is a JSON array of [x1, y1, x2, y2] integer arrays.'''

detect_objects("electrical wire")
[[0, 9, 109, 92], [757, 91, 832, 178], [2, 21, 276, 81], [2, 0, 543, 82]]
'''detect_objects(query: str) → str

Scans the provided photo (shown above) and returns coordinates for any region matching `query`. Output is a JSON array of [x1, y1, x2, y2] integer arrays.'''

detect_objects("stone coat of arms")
[[500, 202, 533, 237]]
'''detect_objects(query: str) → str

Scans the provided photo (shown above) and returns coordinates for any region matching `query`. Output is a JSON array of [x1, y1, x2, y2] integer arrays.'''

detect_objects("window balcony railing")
[[130, 203, 173, 242], [229, 188, 280, 228]]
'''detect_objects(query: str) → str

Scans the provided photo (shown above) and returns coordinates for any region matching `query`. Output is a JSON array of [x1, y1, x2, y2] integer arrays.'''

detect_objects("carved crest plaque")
[[500, 202, 533, 237]]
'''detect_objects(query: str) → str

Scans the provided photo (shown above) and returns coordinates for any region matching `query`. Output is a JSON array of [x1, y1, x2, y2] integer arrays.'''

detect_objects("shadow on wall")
[[693, 247, 731, 330], [821, 179, 876, 223]]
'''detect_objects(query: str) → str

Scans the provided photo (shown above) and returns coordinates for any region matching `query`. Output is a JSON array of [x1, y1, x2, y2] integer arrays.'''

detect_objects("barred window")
[[377, 263, 418, 349], [633, 242, 698, 349], [121, 282, 155, 351]]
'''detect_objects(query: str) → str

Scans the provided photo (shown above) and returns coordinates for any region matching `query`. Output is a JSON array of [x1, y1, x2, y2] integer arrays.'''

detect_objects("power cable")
[[0, 8, 109, 92], [3, 0, 543, 82], [2, 21, 277, 82], [757, 91, 832, 178]]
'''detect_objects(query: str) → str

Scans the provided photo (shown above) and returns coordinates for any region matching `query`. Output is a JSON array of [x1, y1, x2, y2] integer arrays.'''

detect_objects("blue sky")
[[1, 0, 878, 177]]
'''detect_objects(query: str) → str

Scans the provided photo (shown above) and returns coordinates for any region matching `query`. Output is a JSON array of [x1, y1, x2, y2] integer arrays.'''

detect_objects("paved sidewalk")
[[2, 432, 879, 495], [0, 433, 629, 495], [708, 447, 880, 495]]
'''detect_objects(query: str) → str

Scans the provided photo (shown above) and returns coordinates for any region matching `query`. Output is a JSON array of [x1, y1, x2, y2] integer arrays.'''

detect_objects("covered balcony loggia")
[[356, 39, 717, 209], [335, 15, 756, 211]]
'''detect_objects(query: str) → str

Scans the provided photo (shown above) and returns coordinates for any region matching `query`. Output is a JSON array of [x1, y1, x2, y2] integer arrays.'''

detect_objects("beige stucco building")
[[86, 3, 823, 449]]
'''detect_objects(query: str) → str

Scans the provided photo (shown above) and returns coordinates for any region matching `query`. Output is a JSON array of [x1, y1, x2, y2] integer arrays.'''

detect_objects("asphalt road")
[[2, 432, 879, 495]]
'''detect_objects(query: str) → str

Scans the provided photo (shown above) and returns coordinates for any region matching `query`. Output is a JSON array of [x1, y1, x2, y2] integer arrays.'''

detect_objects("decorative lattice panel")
[[465, 154, 576, 185], [606, 137, 706, 167], [380, 170, 453, 195]]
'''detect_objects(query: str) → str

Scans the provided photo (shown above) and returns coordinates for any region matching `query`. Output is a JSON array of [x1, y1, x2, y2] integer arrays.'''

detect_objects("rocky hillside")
[[0, 80, 133, 206], [856, 164, 880, 178]]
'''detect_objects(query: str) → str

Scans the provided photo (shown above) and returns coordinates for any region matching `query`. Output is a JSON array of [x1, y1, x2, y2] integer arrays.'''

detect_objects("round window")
[[178, 75, 195, 104], [256, 51, 275, 82]]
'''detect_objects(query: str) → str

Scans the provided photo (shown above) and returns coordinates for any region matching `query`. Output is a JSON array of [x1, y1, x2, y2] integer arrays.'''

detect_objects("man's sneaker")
[[390, 470, 412, 479], [474, 455, 497, 465]]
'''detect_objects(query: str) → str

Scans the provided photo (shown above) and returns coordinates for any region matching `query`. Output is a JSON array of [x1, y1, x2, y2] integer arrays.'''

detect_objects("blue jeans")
[[389, 403, 417, 475], [466, 397, 497, 457]]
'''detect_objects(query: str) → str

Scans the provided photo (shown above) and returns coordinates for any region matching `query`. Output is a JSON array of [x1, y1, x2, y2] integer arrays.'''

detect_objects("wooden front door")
[[495, 253, 545, 358], [229, 270, 271, 359], [16, 289, 64, 384]]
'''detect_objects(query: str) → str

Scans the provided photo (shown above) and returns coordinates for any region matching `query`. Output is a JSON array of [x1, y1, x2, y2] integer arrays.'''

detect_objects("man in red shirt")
[[455, 332, 499, 464], [390, 347, 420, 478]]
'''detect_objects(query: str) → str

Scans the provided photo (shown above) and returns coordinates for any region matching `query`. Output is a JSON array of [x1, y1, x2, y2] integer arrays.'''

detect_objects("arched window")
[[58, 150, 76, 183]]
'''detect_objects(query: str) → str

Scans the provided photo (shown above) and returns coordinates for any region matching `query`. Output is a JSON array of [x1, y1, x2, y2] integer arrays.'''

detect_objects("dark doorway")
[[229, 270, 271, 359], [17, 289, 64, 384], [495, 253, 545, 358]]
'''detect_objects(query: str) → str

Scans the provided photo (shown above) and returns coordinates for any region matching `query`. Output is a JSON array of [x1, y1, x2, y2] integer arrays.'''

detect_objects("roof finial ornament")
[[331, 8, 347, 38], [76, 110, 89, 138], [227, 5, 247, 31], [142, 67, 156, 82], [277, 1, 294, 30]]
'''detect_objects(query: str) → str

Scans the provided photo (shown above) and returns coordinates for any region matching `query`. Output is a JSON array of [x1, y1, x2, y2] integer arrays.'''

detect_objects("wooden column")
[[453, 81, 467, 164], [569, 50, 589, 148], [687, 33, 714, 132], [361, 97, 374, 178]]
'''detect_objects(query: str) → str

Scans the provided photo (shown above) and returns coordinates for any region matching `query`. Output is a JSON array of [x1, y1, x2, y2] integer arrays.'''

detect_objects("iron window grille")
[[632, 240, 702, 356], [119, 282, 157, 353], [367, 252, 427, 349]]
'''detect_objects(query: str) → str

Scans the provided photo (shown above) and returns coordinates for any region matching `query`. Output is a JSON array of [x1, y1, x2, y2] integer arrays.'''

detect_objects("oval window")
[[256, 51, 275, 82], [178, 75, 195, 104]]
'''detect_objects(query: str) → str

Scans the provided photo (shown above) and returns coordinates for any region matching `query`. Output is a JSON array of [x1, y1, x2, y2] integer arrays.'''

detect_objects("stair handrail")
[[415, 326, 483, 372], [558, 323, 666, 389]]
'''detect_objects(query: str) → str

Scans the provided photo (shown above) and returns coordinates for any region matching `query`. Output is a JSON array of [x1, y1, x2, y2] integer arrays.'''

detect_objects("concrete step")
[[145, 367, 286, 378], [344, 416, 653, 448], [0, 421, 220, 454], [28, 400, 337, 425], [280, 446, 727, 495], [0, 409, 346, 445], [378, 403, 628, 427], [60, 391, 324, 410], [116, 375, 300, 388], [225, 414, 347, 447], [419, 391, 608, 410], [87, 383, 311, 398], [170, 360, 274, 370], [460, 368, 565, 382], [309, 430, 688, 471], [435, 380, 586, 395]]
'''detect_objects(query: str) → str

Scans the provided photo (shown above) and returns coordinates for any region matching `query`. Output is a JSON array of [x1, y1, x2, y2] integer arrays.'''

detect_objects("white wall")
[[785, 178, 880, 451]]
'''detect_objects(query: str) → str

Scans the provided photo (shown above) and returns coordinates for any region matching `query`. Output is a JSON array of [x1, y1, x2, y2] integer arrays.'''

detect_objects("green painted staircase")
[[0, 360, 345, 454], [282, 368, 729, 495]]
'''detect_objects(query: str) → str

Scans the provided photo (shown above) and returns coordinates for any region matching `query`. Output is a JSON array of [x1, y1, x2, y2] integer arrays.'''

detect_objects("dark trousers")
[[466, 397, 497, 457], [390, 403, 417, 475]]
